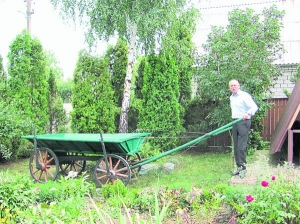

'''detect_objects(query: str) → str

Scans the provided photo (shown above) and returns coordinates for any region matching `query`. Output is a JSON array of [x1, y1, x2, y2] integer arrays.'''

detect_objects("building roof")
[[270, 76, 300, 154]]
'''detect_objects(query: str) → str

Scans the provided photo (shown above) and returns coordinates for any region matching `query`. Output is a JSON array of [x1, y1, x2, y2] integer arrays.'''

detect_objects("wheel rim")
[[94, 154, 131, 187], [59, 153, 86, 176], [125, 153, 142, 176], [29, 147, 59, 183]]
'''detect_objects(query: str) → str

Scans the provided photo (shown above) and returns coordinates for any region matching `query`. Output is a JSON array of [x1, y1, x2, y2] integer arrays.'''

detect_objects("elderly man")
[[229, 79, 258, 178]]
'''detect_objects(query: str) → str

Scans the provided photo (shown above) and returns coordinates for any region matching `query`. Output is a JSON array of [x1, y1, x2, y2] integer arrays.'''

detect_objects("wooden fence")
[[262, 98, 288, 141], [205, 98, 289, 149]]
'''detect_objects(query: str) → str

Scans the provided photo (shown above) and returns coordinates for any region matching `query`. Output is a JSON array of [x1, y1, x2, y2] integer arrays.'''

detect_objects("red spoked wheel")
[[124, 153, 142, 176], [59, 153, 86, 176], [93, 154, 131, 187], [29, 147, 59, 183]]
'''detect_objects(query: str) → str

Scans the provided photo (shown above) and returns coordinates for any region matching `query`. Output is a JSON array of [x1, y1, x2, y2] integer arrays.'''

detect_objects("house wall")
[[270, 65, 298, 99]]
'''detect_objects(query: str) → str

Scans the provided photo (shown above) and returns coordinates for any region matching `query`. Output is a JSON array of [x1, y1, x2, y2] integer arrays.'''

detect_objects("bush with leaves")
[[0, 103, 33, 161], [196, 5, 285, 150], [0, 170, 36, 222]]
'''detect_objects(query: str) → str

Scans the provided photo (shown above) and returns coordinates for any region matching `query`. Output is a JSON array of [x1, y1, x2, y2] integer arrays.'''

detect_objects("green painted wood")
[[22, 133, 150, 155]]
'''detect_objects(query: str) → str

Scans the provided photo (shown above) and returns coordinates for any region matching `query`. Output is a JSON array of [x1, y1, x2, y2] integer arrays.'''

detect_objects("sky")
[[0, 0, 113, 80]]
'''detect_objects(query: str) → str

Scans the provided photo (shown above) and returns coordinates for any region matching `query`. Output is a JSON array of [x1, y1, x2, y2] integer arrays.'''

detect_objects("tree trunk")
[[118, 23, 137, 133]]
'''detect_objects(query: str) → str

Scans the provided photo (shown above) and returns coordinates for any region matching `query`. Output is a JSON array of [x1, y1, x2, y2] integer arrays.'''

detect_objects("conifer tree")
[[71, 50, 116, 133], [139, 54, 182, 151], [8, 30, 49, 133]]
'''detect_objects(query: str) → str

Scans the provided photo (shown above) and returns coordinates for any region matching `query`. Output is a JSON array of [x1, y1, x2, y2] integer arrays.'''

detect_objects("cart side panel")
[[22, 133, 150, 155], [120, 137, 147, 155]]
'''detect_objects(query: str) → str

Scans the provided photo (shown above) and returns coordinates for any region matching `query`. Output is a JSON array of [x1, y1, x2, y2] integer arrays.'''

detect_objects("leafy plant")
[[36, 172, 95, 203], [101, 179, 128, 199], [0, 170, 36, 222], [196, 5, 285, 149], [231, 163, 300, 223]]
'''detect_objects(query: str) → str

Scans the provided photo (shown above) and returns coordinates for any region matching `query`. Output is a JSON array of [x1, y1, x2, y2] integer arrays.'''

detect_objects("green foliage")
[[128, 56, 145, 132], [196, 5, 284, 149], [51, 0, 187, 52], [7, 29, 49, 134], [101, 179, 127, 199], [106, 38, 128, 130], [0, 55, 8, 101], [161, 8, 199, 103], [292, 63, 300, 83], [106, 38, 128, 107], [232, 164, 300, 224], [284, 62, 300, 96], [35, 174, 95, 204], [182, 97, 218, 148], [71, 49, 117, 133], [138, 142, 161, 160], [138, 54, 183, 151], [57, 78, 73, 103], [0, 170, 36, 222], [47, 69, 68, 133], [51, 0, 193, 133], [0, 103, 33, 161]]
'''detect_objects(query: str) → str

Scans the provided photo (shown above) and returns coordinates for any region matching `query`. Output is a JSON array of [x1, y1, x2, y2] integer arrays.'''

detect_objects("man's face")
[[229, 80, 240, 94]]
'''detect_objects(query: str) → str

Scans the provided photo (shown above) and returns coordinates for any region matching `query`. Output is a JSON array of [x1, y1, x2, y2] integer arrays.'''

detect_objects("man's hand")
[[242, 113, 250, 120]]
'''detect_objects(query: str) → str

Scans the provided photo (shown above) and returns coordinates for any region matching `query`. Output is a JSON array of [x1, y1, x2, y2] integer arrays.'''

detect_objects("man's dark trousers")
[[232, 119, 251, 168]]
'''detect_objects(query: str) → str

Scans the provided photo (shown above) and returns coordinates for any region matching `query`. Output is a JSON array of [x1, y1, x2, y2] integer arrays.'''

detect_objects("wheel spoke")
[[29, 148, 59, 183], [94, 154, 131, 187], [59, 153, 86, 176]]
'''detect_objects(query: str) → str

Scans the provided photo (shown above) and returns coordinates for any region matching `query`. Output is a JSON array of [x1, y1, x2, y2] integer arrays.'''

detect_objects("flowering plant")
[[231, 164, 300, 224]]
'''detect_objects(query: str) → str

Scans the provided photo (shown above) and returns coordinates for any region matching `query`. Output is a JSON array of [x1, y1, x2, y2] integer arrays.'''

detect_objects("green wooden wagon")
[[21, 119, 241, 187]]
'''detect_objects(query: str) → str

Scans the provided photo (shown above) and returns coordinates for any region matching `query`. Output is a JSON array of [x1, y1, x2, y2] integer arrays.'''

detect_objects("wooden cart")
[[22, 118, 241, 187]]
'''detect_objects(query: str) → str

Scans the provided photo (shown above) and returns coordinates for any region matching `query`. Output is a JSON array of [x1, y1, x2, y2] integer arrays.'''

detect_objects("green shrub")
[[101, 179, 127, 199], [231, 163, 300, 223], [0, 170, 36, 222], [36, 173, 95, 203], [18, 172, 95, 223], [0, 103, 33, 162]]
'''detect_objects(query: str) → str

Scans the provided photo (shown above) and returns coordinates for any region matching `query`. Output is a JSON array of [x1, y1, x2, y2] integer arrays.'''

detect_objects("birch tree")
[[50, 0, 190, 133]]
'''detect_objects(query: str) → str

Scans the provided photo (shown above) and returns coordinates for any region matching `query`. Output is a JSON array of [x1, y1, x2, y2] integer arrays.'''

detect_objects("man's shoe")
[[231, 169, 240, 176], [231, 166, 246, 176], [239, 168, 247, 179]]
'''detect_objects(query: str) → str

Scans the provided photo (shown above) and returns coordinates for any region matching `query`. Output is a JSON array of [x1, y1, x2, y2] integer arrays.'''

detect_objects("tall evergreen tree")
[[139, 54, 182, 151], [71, 50, 116, 133], [7, 30, 49, 133]]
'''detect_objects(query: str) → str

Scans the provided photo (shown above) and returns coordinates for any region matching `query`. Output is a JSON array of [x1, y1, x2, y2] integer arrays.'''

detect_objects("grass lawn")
[[1, 150, 236, 190], [128, 150, 235, 190]]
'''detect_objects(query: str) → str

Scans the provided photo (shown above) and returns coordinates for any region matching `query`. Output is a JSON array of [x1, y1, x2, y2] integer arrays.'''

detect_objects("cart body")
[[22, 133, 150, 156]]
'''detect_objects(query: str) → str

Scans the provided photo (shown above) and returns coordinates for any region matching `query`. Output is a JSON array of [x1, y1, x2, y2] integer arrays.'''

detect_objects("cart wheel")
[[125, 153, 142, 176], [29, 147, 59, 183], [59, 153, 86, 176], [94, 154, 131, 187]]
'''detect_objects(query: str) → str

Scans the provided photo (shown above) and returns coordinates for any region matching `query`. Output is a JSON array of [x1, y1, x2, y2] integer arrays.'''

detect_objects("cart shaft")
[[131, 118, 242, 168]]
